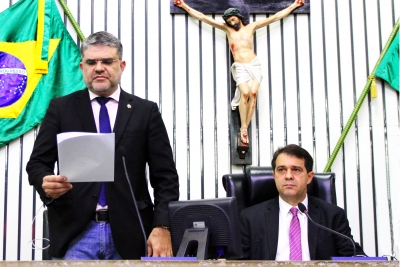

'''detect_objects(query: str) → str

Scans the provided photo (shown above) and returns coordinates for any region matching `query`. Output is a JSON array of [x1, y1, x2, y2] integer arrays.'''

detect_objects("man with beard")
[[26, 31, 179, 259], [174, 0, 304, 144]]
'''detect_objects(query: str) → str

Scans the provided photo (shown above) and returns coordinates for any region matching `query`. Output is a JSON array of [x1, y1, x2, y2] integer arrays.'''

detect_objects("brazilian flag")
[[0, 0, 85, 147], [375, 32, 399, 91]]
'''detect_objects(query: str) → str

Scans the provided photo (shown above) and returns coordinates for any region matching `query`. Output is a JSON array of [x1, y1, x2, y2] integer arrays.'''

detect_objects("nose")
[[285, 169, 293, 180], [95, 61, 105, 71]]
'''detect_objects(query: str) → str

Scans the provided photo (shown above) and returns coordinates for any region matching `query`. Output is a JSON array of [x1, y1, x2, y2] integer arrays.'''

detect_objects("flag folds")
[[375, 32, 399, 91], [0, 0, 85, 147]]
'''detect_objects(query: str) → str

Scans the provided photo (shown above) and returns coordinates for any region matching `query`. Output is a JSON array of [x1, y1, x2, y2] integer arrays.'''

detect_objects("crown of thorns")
[[222, 8, 245, 21]]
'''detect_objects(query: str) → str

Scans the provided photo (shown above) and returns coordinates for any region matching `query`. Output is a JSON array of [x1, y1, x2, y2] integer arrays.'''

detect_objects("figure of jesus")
[[174, 0, 305, 144]]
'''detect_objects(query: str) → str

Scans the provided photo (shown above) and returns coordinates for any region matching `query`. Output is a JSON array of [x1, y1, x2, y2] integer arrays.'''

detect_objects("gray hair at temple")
[[222, 8, 247, 26], [80, 31, 123, 59]]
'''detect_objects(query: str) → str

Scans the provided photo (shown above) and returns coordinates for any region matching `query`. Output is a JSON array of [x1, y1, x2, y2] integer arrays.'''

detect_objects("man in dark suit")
[[239, 144, 365, 260], [26, 31, 179, 260]]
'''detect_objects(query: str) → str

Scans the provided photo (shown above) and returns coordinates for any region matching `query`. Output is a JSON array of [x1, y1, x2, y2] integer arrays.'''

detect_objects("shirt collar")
[[279, 194, 309, 215], [89, 87, 120, 102]]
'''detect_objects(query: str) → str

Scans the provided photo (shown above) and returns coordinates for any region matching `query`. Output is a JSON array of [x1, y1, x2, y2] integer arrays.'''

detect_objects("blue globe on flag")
[[0, 52, 27, 108]]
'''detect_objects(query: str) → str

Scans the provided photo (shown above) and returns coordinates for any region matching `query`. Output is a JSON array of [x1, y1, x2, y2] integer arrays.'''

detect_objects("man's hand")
[[42, 175, 72, 199], [147, 227, 173, 257], [295, 0, 305, 6], [174, 0, 184, 7]]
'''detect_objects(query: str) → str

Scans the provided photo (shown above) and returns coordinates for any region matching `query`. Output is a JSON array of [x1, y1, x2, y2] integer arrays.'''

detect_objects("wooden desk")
[[0, 261, 398, 267]]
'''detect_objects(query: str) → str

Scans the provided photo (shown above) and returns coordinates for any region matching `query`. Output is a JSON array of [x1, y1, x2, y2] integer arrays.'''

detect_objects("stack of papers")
[[57, 132, 115, 182]]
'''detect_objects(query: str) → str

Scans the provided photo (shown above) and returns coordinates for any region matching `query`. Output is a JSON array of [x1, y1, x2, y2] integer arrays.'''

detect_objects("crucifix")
[[173, 0, 306, 162]]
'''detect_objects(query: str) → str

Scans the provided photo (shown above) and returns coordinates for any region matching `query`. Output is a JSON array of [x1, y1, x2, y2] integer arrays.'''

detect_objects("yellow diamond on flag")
[[0, 0, 85, 147], [0, 39, 60, 118]]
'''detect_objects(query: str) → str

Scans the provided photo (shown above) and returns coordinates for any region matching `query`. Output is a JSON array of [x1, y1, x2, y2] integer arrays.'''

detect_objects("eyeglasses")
[[84, 58, 120, 66]]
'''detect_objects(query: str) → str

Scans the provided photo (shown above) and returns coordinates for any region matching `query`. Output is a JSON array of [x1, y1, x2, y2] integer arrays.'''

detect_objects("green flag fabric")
[[375, 32, 399, 91], [0, 0, 85, 147]]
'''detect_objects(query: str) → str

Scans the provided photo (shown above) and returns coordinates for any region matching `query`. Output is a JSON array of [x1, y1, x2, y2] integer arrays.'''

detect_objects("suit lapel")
[[114, 89, 135, 146], [307, 197, 320, 260], [265, 198, 280, 259], [74, 89, 97, 132]]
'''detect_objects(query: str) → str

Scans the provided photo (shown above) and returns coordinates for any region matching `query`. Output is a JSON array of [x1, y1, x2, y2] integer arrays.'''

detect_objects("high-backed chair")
[[222, 166, 336, 213]]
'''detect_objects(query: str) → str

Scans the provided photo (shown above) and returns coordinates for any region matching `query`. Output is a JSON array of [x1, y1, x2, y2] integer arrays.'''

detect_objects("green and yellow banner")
[[375, 32, 399, 92], [0, 0, 85, 147]]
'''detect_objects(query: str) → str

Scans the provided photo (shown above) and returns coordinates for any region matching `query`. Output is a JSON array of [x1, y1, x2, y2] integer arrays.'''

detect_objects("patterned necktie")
[[289, 207, 302, 260], [96, 97, 111, 206]]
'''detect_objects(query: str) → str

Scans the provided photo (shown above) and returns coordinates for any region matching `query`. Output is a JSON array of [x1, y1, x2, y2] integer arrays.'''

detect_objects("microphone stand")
[[122, 155, 148, 257], [297, 203, 356, 257]]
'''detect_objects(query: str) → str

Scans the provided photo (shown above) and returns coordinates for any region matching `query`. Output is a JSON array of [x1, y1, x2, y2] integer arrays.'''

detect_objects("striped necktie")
[[289, 207, 302, 260]]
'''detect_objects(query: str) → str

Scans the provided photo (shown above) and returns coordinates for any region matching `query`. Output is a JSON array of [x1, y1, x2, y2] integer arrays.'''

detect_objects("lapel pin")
[[127, 104, 131, 108]]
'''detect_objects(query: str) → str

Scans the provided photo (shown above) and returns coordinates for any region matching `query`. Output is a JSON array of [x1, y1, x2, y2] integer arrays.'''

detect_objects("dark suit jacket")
[[239, 196, 365, 260], [26, 89, 179, 259]]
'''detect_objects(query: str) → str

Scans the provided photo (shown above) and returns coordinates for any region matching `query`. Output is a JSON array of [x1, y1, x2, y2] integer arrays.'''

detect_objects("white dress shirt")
[[275, 195, 311, 261], [89, 88, 120, 133], [89, 88, 120, 210]]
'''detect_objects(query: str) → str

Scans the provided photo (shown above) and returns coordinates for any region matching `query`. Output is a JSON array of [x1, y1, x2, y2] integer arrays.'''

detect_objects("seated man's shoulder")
[[240, 198, 277, 218], [309, 196, 344, 214]]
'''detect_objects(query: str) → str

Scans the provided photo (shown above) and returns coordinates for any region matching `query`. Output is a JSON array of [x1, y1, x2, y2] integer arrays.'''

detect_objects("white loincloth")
[[230, 57, 263, 110]]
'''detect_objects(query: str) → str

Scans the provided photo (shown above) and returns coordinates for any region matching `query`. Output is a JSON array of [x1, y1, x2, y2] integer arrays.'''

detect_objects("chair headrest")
[[308, 172, 336, 204], [246, 167, 277, 206]]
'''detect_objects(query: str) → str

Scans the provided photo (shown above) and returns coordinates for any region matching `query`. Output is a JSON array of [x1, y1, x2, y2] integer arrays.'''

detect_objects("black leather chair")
[[222, 166, 336, 213]]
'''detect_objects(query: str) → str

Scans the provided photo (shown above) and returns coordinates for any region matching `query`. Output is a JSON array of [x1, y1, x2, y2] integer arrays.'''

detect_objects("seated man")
[[239, 144, 365, 260]]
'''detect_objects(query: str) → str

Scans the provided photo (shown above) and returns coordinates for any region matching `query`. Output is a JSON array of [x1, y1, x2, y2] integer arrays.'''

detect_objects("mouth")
[[93, 76, 108, 81], [284, 184, 296, 188]]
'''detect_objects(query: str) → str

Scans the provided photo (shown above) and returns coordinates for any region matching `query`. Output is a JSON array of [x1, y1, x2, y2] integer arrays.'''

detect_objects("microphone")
[[297, 202, 356, 257], [119, 146, 148, 257]]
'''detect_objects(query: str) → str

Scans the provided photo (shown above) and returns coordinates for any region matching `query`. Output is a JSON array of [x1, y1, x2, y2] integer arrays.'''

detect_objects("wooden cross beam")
[[170, 0, 310, 17]]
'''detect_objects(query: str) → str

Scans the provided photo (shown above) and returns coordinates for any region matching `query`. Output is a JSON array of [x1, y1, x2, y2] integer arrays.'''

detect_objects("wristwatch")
[[157, 225, 170, 230]]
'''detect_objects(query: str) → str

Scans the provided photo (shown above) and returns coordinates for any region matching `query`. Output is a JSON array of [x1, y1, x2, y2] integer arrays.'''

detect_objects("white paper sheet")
[[57, 132, 115, 182]]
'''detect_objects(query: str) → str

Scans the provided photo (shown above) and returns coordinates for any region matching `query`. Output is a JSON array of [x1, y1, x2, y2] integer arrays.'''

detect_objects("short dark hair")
[[271, 144, 313, 173], [81, 31, 123, 59]]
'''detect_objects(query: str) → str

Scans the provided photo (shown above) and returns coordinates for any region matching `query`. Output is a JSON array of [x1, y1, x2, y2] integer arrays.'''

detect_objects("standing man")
[[174, 0, 305, 144], [26, 31, 180, 260], [240, 144, 365, 260]]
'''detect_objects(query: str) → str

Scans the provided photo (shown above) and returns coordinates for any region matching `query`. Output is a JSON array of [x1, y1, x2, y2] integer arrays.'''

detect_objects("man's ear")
[[307, 171, 314, 184], [120, 60, 126, 71]]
